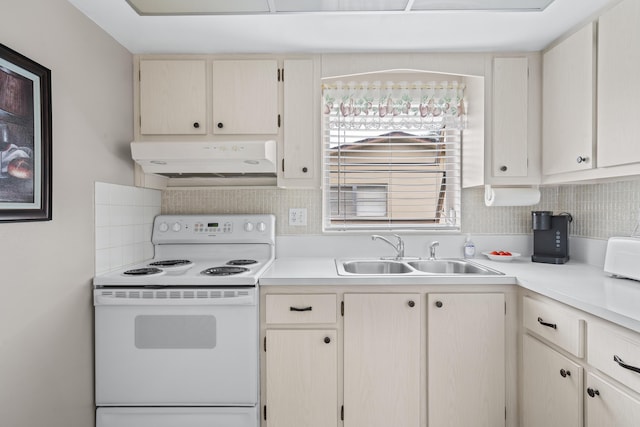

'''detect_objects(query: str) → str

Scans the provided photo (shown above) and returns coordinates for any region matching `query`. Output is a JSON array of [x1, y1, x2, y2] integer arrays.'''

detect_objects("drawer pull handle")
[[537, 317, 557, 329], [587, 388, 600, 398], [613, 355, 640, 375], [560, 369, 571, 378], [290, 306, 313, 312]]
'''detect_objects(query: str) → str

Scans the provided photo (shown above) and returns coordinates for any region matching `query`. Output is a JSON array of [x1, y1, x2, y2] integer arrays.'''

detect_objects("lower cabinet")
[[265, 329, 338, 427], [586, 372, 640, 427], [343, 293, 421, 427], [427, 293, 506, 427], [261, 288, 509, 427], [522, 292, 640, 427], [522, 334, 583, 427]]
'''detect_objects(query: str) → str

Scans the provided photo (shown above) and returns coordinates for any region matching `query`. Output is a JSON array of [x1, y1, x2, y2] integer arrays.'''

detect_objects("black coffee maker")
[[531, 211, 573, 264]]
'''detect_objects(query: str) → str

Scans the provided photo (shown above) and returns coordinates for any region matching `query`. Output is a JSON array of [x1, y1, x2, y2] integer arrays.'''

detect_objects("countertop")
[[260, 256, 640, 334]]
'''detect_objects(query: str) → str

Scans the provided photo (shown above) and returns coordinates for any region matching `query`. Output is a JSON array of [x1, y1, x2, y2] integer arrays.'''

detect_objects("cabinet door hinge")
[[263, 405, 267, 421], [341, 405, 344, 421], [263, 336, 267, 352], [277, 114, 281, 128], [341, 301, 344, 316]]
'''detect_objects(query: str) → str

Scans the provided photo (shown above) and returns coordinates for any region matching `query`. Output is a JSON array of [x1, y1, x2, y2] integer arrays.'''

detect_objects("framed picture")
[[0, 43, 52, 222]]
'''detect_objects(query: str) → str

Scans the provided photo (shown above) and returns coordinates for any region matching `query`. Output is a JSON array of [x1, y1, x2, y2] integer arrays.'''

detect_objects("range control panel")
[[152, 214, 275, 245]]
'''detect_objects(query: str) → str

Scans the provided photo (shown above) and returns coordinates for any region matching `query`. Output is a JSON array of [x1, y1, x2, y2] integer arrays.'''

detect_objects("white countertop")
[[260, 255, 640, 334]]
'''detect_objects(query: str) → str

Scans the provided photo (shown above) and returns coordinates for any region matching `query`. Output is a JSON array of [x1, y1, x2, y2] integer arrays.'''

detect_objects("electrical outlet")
[[289, 208, 307, 226]]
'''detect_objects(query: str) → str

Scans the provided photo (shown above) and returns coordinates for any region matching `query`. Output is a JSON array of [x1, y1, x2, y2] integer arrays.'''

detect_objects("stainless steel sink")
[[408, 259, 498, 275], [340, 260, 413, 275], [335, 258, 503, 276]]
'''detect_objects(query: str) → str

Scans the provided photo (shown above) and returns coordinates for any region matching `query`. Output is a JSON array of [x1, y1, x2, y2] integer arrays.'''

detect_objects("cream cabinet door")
[[542, 23, 595, 175], [212, 60, 278, 134], [492, 57, 528, 178], [139, 59, 207, 135], [598, 0, 640, 168], [281, 59, 315, 183], [427, 293, 505, 427], [343, 293, 421, 427], [586, 373, 640, 427], [265, 329, 338, 427], [522, 334, 583, 427]]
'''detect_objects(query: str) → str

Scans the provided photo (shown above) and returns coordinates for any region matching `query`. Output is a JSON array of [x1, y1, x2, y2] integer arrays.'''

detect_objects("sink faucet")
[[371, 234, 405, 260], [429, 241, 440, 260]]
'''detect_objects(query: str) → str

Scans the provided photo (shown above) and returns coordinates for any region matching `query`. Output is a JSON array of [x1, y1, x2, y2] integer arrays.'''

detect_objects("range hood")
[[131, 140, 277, 178]]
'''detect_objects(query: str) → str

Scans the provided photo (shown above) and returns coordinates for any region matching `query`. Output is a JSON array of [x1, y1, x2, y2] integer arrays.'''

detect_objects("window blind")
[[322, 80, 464, 232]]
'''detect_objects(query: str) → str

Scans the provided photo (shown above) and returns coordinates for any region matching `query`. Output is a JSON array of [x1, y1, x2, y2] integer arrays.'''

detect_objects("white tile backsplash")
[[95, 182, 161, 274]]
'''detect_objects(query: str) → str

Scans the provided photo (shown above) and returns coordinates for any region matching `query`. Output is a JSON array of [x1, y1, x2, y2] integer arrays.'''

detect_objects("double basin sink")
[[336, 258, 504, 276]]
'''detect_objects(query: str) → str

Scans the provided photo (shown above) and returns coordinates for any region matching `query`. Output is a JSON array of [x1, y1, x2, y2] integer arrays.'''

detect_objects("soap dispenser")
[[463, 234, 475, 259]]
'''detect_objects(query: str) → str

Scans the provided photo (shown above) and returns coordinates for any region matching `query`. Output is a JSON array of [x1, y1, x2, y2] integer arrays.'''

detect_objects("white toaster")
[[604, 237, 640, 281]]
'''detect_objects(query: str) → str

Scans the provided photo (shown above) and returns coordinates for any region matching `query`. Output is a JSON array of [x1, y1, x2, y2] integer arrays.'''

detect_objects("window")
[[322, 78, 465, 232]]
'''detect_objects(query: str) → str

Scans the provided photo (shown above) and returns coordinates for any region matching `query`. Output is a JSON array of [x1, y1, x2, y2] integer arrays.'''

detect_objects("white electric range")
[[94, 214, 275, 427]]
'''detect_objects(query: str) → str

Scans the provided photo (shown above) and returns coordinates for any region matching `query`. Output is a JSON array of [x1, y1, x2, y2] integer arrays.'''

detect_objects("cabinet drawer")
[[265, 294, 337, 324], [588, 321, 640, 394], [523, 296, 585, 357]]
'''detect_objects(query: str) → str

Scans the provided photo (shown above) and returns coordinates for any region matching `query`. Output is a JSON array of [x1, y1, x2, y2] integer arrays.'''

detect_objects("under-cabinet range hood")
[[131, 140, 277, 178]]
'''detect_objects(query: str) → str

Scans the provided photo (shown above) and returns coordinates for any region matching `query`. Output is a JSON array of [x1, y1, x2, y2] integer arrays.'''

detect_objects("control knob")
[[158, 222, 169, 232], [244, 222, 255, 232], [172, 222, 182, 232], [257, 222, 267, 232]]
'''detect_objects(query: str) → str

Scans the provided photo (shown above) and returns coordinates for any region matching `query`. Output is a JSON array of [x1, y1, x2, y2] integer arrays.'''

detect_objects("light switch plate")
[[289, 208, 307, 226]]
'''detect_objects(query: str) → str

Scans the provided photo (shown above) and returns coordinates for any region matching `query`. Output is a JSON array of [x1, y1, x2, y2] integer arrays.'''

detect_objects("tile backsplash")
[[95, 182, 161, 274], [162, 177, 640, 239]]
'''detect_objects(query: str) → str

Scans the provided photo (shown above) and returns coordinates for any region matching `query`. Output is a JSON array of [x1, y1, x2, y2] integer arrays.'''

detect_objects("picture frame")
[[0, 43, 52, 222]]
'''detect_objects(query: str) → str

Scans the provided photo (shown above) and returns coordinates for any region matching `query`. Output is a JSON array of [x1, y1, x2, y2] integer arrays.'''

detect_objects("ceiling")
[[66, 0, 613, 54]]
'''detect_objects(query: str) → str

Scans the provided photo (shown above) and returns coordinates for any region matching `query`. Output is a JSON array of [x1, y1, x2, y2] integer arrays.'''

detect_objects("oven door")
[[97, 407, 258, 427], [94, 288, 258, 406]]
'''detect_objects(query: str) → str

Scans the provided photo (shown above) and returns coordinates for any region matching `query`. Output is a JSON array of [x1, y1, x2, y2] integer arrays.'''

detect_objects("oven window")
[[135, 315, 217, 349]]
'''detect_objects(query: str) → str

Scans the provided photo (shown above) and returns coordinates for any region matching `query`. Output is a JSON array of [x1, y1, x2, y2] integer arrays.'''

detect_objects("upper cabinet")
[[465, 54, 541, 188], [139, 59, 207, 135], [542, 23, 596, 175], [492, 57, 529, 178], [133, 55, 320, 189], [597, 0, 640, 168], [280, 59, 317, 185], [541, 0, 640, 183], [212, 60, 279, 135]]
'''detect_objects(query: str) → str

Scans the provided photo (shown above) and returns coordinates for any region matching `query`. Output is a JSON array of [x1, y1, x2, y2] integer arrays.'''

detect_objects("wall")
[[163, 177, 640, 239], [0, 1, 133, 426]]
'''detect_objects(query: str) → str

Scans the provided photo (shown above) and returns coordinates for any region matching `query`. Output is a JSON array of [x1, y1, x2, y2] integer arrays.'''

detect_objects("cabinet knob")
[[302, 167, 308, 173], [576, 156, 588, 164], [217, 122, 224, 129], [560, 369, 571, 378], [408, 300, 415, 308], [587, 388, 600, 398], [193, 122, 200, 129], [499, 165, 508, 172], [324, 336, 331, 344], [435, 301, 443, 308]]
